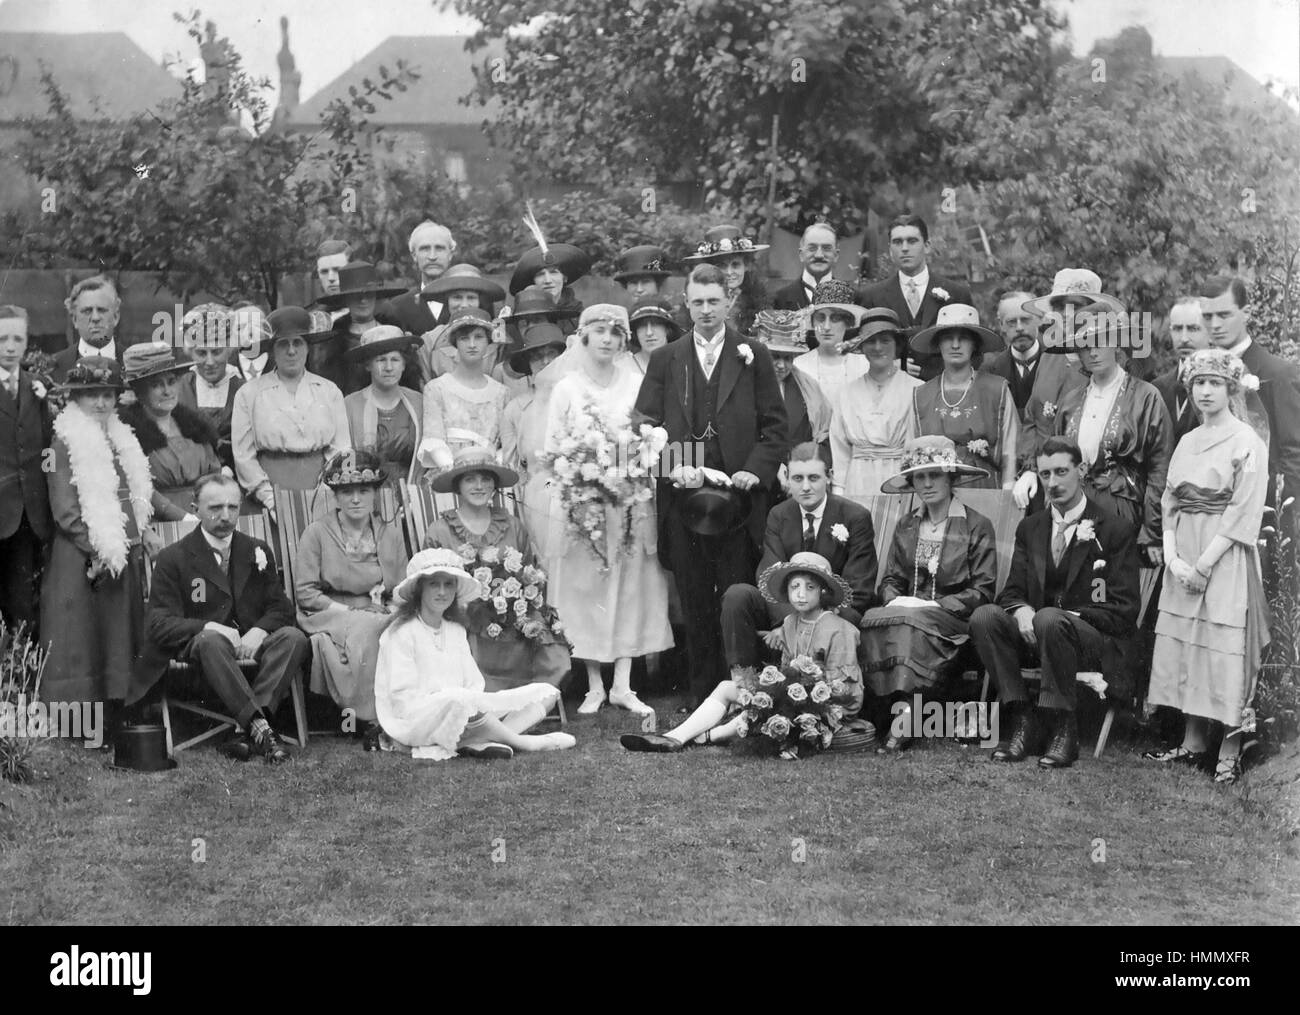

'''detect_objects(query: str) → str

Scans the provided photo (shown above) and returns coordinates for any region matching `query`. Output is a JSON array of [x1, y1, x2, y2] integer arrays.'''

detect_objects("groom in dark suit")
[[856, 214, 971, 381], [634, 263, 789, 703], [722, 443, 876, 670], [969, 437, 1140, 769], [129, 472, 307, 763]]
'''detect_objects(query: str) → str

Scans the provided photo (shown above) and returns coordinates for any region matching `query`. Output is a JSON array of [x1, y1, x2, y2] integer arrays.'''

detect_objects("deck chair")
[[977, 565, 1162, 758], [149, 513, 309, 755]]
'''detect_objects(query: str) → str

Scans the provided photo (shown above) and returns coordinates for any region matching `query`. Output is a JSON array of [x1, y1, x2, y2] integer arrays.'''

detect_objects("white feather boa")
[[53, 402, 153, 576]]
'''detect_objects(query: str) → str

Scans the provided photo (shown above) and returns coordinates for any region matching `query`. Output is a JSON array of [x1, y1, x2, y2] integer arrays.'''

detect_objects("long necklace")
[[939, 372, 973, 409], [793, 612, 826, 657]]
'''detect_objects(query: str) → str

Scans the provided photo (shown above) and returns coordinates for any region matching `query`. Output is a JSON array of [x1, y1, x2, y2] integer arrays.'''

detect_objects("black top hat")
[[112, 724, 176, 772], [317, 261, 408, 309], [681, 483, 751, 536], [614, 245, 672, 284], [509, 322, 569, 375]]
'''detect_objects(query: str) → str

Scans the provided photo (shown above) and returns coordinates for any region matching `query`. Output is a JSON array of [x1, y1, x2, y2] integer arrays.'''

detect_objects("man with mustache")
[[970, 436, 1141, 769], [389, 221, 458, 338], [773, 223, 841, 310], [52, 276, 128, 380], [1151, 297, 1212, 445], [128, 471, 308, 763]]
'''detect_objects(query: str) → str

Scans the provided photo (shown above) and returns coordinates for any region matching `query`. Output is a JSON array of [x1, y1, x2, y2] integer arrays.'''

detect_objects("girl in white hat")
[[374, 548, 575, 760]]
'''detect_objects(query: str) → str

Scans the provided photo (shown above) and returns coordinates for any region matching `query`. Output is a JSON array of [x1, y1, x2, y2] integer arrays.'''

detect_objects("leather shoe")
[[1038, 711, 1079, 769], [251, 725, 291, 765], [991, 707, 1033, 763], [620, 732, 684, 753], [219, 732, 253, 762]]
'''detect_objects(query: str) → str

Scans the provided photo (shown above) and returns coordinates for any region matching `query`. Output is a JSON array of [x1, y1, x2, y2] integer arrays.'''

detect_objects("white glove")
[[698, 466, 733, 487], [777, 462, 790, 493], [1012, 470, 1038, 510]]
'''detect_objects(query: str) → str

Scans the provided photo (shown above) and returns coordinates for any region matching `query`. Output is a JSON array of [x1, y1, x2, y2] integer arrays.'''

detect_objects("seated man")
[[969, 437, 1140, 769], [127, 472, 309, 763], [721, 443, 877, 676]]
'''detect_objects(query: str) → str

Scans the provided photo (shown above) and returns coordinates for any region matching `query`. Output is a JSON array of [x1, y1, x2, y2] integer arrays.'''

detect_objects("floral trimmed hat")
[[323, 449, 387, 489], [682, 224, 770, 262], [1179, 348, 1259, 391], [805, 279, 866, 347], [880, 435, 989, 494], [757, 551, 852, 611], [751, 309, 808, 355], [54, 356, 125, 393]]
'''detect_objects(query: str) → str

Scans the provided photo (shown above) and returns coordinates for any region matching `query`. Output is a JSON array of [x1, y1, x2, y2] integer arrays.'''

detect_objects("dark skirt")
[[39, 534, 145, 705], [859, 603, 970, 696]]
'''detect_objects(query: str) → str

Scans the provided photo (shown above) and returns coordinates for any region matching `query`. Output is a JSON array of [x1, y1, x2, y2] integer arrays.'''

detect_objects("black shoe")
[[361, 722, 381, 752], [1038, 711, 1079, 769], [251, 725, 291, 765], [620, 732, 684, 753], [219, 732, 253, 762], [991, 707, 1033, 763], [458, 742, 515, 760]]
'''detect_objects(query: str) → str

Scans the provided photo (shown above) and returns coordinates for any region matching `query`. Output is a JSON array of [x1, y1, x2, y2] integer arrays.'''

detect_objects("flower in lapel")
[[1041, 401, 1058, 420], [737, 343, 754, 366], [931, 287, 950, 302], [254, 546, 269, 572], [830, 523, 849, 543], [1093, 559, 1106, 571], [30, 380, 46, 400], [1242, 373, 1260, 392], [1074, 519, 1095, 543]]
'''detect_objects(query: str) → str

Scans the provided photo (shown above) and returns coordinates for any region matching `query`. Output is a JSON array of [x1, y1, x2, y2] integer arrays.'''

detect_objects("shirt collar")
[[79, 338, 115, 360], [200, 527, 233, 553], [0, 365, 13, 383], [900, 267, 929, 293], [1051, 496, 1088, 528], [800, 496, 828, 524], [801, 270, 829, 293], [694, 328, 726, 350], [1011, 340, 1041, 363], [1226, 336, 1252, 357], [913, 497, 967, 520]]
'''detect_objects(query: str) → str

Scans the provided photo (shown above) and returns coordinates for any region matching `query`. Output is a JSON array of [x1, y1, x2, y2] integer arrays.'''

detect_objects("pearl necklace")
[[939, 374, 973, 409]]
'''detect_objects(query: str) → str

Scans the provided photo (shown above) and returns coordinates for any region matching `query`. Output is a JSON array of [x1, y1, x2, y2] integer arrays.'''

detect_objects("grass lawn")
[[1, 696, 1298, 925]]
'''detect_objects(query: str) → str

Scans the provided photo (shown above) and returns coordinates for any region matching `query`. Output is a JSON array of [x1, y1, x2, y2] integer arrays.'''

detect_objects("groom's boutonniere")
[[830, 523, 849, 543], [254, 547, 269, 572], [737, 343, 754, 366], [1041, 401, 1058, 420], [931, 286, 950, 301], [1074, 519, 1095, 543]]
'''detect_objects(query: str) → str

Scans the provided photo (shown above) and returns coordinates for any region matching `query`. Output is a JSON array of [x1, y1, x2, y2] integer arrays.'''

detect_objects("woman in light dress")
[[416, 307, 510, 470], [543, 304, 674, 716]]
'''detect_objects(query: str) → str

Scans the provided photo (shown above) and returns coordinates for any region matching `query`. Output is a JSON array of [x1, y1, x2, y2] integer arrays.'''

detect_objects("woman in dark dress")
[[40, 358, 152, 717], [859, 436, 998, 752], [342, 325, 424, 489]]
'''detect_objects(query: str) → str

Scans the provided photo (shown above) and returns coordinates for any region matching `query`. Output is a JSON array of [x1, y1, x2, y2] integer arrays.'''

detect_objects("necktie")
[[905, 280, 921, 317], [698, 341, 716, 375], [215, 546, 231, 573], [803, 512, 816, 551], [1051, 521, 1067, 567], [3, 373, 16, 400]]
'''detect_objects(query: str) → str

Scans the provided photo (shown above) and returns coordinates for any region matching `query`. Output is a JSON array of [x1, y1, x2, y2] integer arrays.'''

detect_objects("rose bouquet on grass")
[[734, 653, 844, 757], [539, 397, 668, 568], [451, 542, 568, 647]]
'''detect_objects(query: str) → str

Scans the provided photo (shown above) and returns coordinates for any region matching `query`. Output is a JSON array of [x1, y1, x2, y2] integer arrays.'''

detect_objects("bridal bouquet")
[[540, 398, 668, 568], [735, 654, 844, 756], [452, 542, 567, 646]]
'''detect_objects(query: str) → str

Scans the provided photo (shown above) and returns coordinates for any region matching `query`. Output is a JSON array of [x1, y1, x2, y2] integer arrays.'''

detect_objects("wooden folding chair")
[[149, 513, 309, 755]]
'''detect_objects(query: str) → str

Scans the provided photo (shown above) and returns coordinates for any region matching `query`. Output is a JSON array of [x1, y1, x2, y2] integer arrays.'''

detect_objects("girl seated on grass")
[[620, 552, 866, 757], [374, 548, 575, 761]]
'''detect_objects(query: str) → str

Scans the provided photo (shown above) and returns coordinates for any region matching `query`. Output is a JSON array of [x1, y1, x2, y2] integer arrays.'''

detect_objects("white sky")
[[0, 0, 1295, 102]]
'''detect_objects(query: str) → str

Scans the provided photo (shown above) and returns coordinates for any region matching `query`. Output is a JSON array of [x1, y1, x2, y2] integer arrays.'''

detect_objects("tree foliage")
[[13, 10, 417, 307]]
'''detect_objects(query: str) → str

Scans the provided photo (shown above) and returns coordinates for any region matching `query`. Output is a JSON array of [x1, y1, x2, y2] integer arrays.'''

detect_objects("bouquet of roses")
[[734, 652, 844, 756], [539, 397, 668, 568], [451, 542, 568, 647]]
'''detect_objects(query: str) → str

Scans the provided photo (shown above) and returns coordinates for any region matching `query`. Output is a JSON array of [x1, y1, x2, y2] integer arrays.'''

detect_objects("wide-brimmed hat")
[[629, 295, 683, 342], [112, 724, 176, 773], [509, 243, 591, 296], [683, 224, 770, 262], [393, 547, 482, 605], [316, 261, 407, 309], [344, 324, 419, 364], [322, 449, 387, 489], [909, 303, 1005, 356], [578, 304, 630, 334], [681, 483, 751, 536], [54, 356, 125, 393], [428, 445, 519, 495], [841, 307, 904, 354], [509, 286, 559, 321], [442, 307, 495, 347], [757, 551, 852, 611], [508, 322, 568, 375], [614, 245, 672, 283], [267, 306, 335, 345], [805, 279, 866, 348], [122, 343, 191, 387], [750, 309, 808, 355], [1021, 269, 1127, 318], [880, 436, 990, 494], [419, 263, 505, 305]]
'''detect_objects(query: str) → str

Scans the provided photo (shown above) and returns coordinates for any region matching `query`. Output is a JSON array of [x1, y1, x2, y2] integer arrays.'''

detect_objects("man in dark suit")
[[772, 223, 840, 310], [855, 214, 971, 381], [129, 472, 308, 763], [1150, 297, 1212, 447], [634, 263, 789, 703], [0, 306, 53, 631], [388, 220, 457, 338], [1200, 275, 1300, 509], [722, 443, 875, 673], [51, 275, 129, 380], [969, 437, 1140, 769], [177, 329, 244, 473], [982, 290, 1086, 512]]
